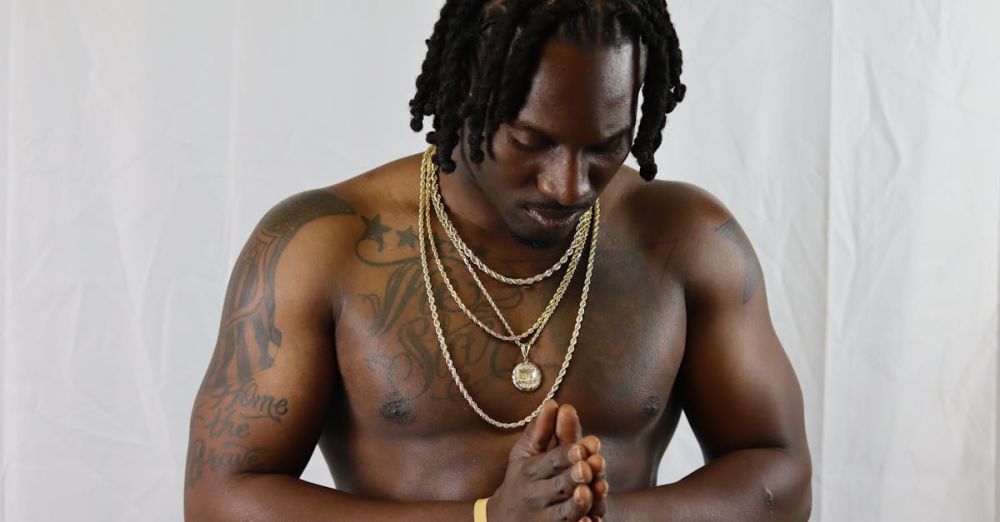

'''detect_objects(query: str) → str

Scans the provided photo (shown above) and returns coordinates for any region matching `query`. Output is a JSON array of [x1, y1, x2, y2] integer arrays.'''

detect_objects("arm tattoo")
[[714, 218, 763, 304], [203, 190, 355, 389], [186, 379, 291, 488]]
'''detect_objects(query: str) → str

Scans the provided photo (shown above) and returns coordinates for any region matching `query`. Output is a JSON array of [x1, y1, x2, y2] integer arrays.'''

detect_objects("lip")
[[524, 205, 584, 229]]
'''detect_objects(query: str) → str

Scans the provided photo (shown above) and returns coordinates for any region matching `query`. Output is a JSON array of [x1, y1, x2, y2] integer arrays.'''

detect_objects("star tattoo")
[[396, 226, 418, 249], [361, 214, 391, 251]]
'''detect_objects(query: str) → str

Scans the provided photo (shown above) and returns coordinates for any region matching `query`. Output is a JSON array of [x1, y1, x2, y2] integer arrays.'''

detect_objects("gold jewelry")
[[474, 497, 490, 522], [424, 152, 582, 391], [418, 147, 600, 428], [429, 168, 588, 286], [426, 172, 587, 343], [424, 166, 588, 390], [428, 169, 589, 343]]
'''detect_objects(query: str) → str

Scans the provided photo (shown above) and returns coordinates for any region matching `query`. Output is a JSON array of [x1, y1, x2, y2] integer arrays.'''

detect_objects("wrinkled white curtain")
[[1, 1, 997, 521]]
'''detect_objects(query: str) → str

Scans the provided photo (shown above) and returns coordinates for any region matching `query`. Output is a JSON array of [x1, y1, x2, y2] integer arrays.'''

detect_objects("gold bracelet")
[[473, 497, 489, 522]]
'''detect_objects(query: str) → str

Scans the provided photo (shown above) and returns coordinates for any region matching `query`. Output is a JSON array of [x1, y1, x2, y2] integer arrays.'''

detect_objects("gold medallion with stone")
[[512, 360, 543, 392]]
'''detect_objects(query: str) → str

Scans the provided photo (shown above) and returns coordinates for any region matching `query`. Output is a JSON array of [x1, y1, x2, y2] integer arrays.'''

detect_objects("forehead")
[[515, 39, 642, 138]]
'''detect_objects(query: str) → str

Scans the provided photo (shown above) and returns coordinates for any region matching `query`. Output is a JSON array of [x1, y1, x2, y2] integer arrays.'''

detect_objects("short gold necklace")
[[428, 167, 590, 286], [417, 147, 600, 429]]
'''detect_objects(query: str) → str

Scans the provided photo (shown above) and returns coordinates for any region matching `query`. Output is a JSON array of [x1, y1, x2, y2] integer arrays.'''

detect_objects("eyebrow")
[[510, 119, 632, 145]]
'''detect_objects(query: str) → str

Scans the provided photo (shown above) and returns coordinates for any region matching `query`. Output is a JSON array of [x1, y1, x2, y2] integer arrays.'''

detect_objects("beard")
[[507, 216, 578, 252], [512, 232, 561, 251]]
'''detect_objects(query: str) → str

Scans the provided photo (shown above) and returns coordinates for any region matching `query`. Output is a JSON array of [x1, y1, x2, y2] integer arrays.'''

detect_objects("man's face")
[[460, 38, 642, 250]]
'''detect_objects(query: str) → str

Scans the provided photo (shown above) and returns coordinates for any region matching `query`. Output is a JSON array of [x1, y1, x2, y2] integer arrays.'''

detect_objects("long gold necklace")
[[417, 147, 600, 429], [425, 169, 588, 389]]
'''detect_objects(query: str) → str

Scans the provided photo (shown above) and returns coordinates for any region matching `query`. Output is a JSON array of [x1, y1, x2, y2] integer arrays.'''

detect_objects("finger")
[[555, 403, 583, 445], [544, 460, 593, 506], [588, 479, 608, 518], [545, 483, 592, 521], [523, 441, 588, 480], [585, 453, 606, 480], [580, 434, 601, 456], [529, 400, 560, 453], [511, 399, 559, 460]]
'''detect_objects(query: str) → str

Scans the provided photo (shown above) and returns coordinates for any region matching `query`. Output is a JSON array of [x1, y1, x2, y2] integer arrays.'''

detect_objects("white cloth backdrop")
[[1, 1, 997, 521]]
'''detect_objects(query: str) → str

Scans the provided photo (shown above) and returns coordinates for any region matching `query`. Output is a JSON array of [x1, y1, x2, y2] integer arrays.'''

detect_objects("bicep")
[[186, 190, 354, 491], [187, 312, 335, 487], [677, 216, 806, 462]]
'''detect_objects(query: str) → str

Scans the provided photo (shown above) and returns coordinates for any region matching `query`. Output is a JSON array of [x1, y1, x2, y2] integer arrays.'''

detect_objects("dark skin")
[[184, 38, 811, 521]]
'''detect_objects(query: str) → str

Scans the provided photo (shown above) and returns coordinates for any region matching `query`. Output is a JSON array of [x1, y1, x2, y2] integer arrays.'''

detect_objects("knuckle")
[[550, 451, 563, 472], [554, 474, 568, 497], [552, 475, 566, 498]]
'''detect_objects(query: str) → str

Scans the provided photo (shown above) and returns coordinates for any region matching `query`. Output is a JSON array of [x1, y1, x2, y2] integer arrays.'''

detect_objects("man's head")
[[409, 0, 686, 249]]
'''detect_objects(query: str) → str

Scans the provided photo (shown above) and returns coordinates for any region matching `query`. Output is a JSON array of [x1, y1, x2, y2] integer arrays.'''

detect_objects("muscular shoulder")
[[201, 156, 421, 391], [610, 168, 762, 307], [258, 188, 357, 236], [260, 153, 420, 241], [245, 153, 422, 308], [329, 152, 423, 221]]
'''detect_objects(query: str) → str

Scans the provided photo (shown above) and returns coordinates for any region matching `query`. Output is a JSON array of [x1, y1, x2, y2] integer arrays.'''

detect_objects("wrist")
[[605, 490, 630, 521]]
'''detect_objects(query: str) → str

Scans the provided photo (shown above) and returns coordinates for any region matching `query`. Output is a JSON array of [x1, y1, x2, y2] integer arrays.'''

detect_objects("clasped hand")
[[489, 399, 608, 522]]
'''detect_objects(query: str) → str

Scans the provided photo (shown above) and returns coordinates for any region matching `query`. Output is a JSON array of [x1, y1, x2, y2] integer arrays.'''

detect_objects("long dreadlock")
[[409, 0, 686, 181]]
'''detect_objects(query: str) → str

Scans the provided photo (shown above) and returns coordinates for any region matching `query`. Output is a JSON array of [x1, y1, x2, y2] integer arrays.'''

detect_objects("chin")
[[509, 221, 577, 252], [512, 233, 562, 251]]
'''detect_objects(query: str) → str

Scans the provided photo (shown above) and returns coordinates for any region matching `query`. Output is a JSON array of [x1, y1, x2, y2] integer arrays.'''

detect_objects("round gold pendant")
[[512, 361, 542, 392]]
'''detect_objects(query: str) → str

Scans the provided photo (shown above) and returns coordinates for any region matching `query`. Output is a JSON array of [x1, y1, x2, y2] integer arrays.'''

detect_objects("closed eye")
[[589, 134, 629, 155], [509, 133, 553, 152]]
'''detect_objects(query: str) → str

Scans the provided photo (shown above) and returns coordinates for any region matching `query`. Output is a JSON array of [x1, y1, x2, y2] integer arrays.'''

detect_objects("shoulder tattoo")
[[202, 190, 355, 389]]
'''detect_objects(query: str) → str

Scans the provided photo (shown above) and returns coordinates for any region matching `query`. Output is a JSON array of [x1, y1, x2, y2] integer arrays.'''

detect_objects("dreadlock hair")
[[409, 0, 686, 181]]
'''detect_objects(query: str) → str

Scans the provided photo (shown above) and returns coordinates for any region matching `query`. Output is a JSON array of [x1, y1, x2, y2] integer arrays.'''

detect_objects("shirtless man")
[[184, 1, 812, 520]]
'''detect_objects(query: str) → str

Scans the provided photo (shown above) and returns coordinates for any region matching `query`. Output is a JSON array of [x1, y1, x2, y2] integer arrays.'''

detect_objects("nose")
[[537, 150, 594, 207]]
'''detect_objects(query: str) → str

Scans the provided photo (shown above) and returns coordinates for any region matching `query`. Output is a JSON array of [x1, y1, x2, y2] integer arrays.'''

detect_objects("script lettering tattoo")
[[355, 214, 686, 425], [202, 190, 355, 389], [186, 440, 265, 486], [357, 223, 525, 415], [714, 218, 763, 304], [186, 380, 291, 488], [356, 221, 425, 336]]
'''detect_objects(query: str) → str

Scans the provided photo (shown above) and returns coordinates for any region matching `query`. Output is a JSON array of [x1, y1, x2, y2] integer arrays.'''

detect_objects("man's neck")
[[435, 158, 577, 277]]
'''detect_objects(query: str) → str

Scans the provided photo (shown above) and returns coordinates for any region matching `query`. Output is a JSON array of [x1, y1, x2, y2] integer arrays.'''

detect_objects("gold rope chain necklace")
[[417, 147, 601, 428], [426, 166, 583, 391], [426, 168, 588, 349], [429, 171, 590, 286]]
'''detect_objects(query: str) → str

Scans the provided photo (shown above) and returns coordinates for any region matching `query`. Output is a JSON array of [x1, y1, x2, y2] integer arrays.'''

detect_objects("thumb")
[[554, 403, 583, 446], [511, 399, 559, 460]]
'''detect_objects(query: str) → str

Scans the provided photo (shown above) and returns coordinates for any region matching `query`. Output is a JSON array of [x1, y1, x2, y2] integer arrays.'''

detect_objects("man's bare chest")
[[330, 230, 687, 438]]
